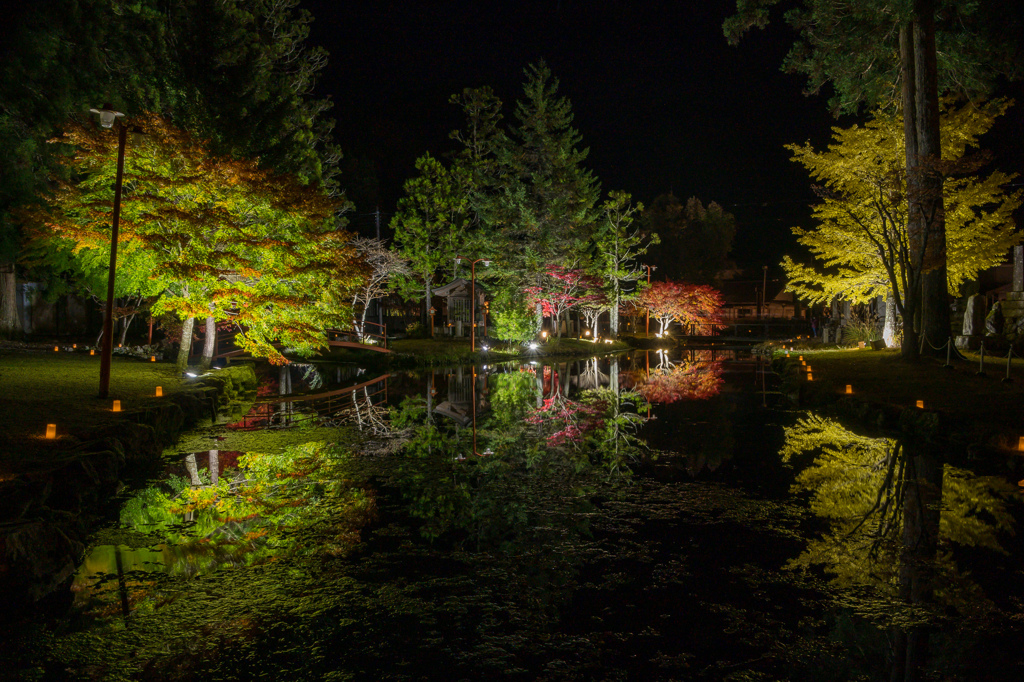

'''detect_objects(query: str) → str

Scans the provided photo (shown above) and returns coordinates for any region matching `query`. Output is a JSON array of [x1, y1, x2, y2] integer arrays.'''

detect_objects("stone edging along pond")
[[0, 365, 257, 611]]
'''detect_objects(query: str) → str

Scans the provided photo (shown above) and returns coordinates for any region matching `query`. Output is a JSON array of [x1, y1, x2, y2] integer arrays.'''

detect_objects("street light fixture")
[[91, 104, 128, 399], [455, 256, 491, 351]]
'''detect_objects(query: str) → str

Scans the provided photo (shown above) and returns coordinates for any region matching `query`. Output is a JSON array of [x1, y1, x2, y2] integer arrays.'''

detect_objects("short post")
[[977, 342, 986, 376], [943, 336, 953, 369], [1004, 348, 1013, 383]]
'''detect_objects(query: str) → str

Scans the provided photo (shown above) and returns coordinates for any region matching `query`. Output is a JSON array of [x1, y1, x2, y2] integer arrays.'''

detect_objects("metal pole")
[[978, 342, 985, 376], [470, 261, 476, 352], [645, 265, 651, 336], [99, 123, 127, 398]]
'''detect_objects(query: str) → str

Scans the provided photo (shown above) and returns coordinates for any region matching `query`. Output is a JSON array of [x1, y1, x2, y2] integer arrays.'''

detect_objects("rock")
[[871, 339, 887, 350], [985, 301, 1004, 336], [962, 294, 986, 336]]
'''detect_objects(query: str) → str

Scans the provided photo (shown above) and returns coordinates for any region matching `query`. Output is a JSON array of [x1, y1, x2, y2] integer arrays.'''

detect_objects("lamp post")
[[455, 256, 490, 351], [643, 264, 656, 336], [90, 104, 127, 399], [429, 306, 436, 338]]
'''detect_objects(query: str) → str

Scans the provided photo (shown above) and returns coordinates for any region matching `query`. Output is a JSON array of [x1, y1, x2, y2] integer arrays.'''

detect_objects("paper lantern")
[[807, 372, 813, 381], [916, 400, 924, 409], [1018, 436, 1023, 451], [112, 400, 121, 412], [846, 385, 852, 394], [45, 424, 57, 439], [90, 349, 95, 356], [155, 386, 163, 397], [150, 356, 156, 362], [72, 344, 77, 349], [54, 346, 59, 352]]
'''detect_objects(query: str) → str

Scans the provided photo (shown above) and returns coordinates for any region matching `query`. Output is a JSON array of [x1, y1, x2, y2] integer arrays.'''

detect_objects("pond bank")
[[774, 347, 1024, 474], [0, 363, 257, 610]]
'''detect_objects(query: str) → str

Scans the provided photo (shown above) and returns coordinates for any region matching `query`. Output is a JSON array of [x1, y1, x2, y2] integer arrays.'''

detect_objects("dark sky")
[[302, 0, 1024, 270]]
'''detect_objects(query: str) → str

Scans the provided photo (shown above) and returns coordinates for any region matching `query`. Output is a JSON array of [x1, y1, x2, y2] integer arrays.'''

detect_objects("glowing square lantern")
[[807, 372, 813, 381], [916, 400, 924, 409], [54, 346, 59, 352], [45, 424, 57, 439], [150, 356, 156, 362], [846, 384, 853, 394], [1018, 436, 1023, 451], [90, 349, 95, 356], [155, 386, 163, 397], [112, 400, 121, 412]]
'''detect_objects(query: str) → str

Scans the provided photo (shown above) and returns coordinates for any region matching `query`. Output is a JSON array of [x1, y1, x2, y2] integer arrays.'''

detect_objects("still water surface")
[[16, 351, 1024, 680]]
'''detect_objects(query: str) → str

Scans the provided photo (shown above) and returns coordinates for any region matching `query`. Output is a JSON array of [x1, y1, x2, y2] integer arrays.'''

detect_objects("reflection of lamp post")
[[91, 104, 127, 399], [643, 264, 656, 336], [470, 368, 493, 457], [429, 306, 436, 337], [455, 256, 491, 351]]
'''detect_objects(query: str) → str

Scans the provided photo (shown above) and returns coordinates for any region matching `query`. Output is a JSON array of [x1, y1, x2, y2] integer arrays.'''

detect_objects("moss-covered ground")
[[776, 345, 1024, 446], [0, 351, 185, 460]]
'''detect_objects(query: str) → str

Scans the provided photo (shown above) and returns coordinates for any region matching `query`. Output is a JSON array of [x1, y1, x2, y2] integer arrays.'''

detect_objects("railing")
[[227, 373, 391, 430]]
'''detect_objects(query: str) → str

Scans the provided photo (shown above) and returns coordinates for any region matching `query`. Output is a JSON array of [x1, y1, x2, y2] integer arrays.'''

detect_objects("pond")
[[5, 351, 1023, 680]]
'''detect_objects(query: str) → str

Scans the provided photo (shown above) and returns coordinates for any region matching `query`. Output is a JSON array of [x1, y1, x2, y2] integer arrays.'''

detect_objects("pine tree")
[[590, 191, 657, 337], [391, 154, 470, 325], [475, 62, 601, 328]]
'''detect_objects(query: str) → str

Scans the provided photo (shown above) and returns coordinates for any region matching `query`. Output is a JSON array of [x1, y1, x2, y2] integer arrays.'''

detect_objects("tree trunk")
[[891, 445, 943, 682], [0, 261, 22, 340], [200, 314, 216, 369], [176, 316, 195, 372], [884, 292, 897, 348], [611, 280, 621, 337], [901, 4, 948, 360], [118, 312, 135, 346]]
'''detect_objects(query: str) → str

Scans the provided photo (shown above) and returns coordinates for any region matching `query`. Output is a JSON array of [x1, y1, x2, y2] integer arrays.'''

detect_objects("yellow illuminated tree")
[[782, 100, 1020, 346]]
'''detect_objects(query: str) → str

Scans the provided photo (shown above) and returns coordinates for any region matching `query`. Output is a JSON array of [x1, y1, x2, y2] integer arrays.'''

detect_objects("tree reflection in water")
[[781, 414, 1018, 680]]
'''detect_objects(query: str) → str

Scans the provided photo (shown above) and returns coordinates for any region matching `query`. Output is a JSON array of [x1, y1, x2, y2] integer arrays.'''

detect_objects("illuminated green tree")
[[782, 100, 1020, 345], [25, 114, 360, 368], [725, 0, 1021, 358]]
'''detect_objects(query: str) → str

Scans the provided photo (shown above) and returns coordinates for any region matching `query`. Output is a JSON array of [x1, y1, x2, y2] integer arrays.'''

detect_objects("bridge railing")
[[226, 374, 390, 430]]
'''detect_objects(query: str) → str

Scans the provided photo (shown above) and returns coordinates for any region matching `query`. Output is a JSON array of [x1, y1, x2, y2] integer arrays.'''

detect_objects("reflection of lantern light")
[[112, 400, 121, 412], [45, 424, 57, 439], [846, 384, 852, 394], [155, 386, 163, 397], [916, 400, 924, 409]]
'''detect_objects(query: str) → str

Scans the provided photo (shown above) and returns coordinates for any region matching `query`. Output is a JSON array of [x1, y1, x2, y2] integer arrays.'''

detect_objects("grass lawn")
[[783, 346, 1024, 443], [0, 351, 185, 460]]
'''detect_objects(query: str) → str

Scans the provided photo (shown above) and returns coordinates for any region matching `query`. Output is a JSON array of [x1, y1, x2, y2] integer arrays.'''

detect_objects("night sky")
[[302, 0, 1024, 270]]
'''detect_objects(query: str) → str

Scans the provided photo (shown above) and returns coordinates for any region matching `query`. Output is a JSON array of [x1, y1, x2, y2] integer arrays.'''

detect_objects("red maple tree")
[[637, 280, 723, 336]]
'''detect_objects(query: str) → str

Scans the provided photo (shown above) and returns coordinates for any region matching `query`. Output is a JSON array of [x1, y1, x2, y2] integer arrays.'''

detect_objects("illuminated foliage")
[[781, 414, 1017, 618], [391, 153, 470, 319], [24, 114, 361, 365], [782, 100, 1021, 310], [524, 265, 604, 338], [636, 280, 724, 335], [630, 356, 724, 404], [589, 191, 657, 336]]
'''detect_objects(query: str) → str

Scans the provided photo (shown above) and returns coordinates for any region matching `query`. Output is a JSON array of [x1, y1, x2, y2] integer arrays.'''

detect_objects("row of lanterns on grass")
[[54, 344, 157, 362], [43, 385, 165, 439]]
